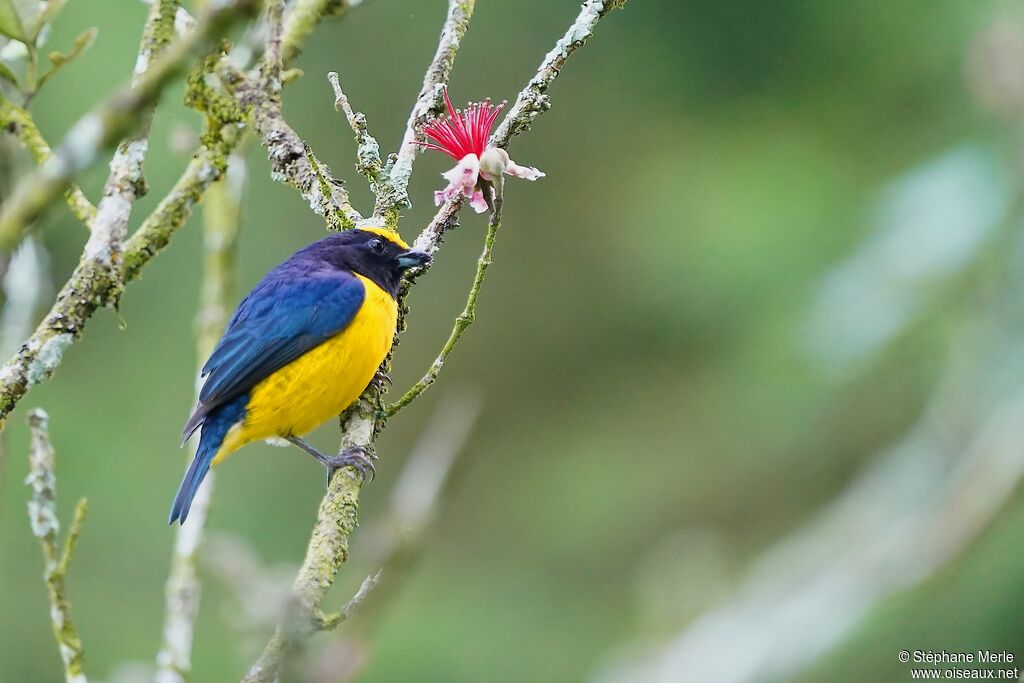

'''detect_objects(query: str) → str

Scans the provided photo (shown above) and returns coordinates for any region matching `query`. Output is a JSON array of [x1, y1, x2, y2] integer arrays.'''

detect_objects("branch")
[[394, 0, 625, 406], [220, 59, 362, 230], [0, 96, 96, 227], [241, 467, 362, 683], [378, 0, 476, 216], [0, 0, 258, 250], [83, 0, 180, 287], [0, 123, 241, 426], [243, 2, 624, 678], [155, 154, 244, 683], [25, 408, 89, 683], [328, 71, 382, 185], [387, 214, 498, 417], [350, 392, 482, 628], [0, 0, 373, 428]]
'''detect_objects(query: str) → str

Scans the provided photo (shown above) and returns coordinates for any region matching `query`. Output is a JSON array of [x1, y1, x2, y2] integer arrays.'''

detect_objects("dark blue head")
[[295, 228, 430, 298]]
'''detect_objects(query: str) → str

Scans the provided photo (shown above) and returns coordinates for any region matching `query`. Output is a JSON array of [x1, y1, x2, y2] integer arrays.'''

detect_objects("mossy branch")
[[241, 467, 363, 683], [0, 0, 375, 427], [0, 0, 257, 251], [0, 95, 96, 227], [387, 213, 499, 417], [328, 71, 383, 186], [0, 111, 243, 428], [219, 57, 363, 229], [242, 1, 624, 679], [25, 408, 89, 683]]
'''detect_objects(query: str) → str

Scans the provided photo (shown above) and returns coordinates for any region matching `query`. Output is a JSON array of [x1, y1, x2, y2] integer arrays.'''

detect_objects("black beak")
[[396, 249, 431, 269]]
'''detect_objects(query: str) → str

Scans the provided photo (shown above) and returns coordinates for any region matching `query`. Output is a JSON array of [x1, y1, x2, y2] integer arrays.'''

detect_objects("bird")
[[168, 227, 430, 525]]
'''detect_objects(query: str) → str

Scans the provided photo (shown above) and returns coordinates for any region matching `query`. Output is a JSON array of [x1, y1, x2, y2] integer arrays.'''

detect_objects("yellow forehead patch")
[[360, 226, 410, 250]]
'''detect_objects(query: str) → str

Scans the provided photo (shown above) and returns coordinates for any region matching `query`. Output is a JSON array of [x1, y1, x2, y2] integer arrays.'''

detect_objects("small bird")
[[169, 227, 430, 525]]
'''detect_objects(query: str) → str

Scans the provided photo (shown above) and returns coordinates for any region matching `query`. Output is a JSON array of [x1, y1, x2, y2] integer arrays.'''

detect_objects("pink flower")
[[418, 86, 544, 213]]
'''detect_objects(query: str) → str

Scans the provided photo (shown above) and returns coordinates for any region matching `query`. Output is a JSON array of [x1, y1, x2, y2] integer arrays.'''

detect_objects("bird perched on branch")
[[169, 227, 430, 525]]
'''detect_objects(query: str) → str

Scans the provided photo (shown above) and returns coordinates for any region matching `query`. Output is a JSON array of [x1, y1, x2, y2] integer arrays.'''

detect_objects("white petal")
[[434, 154, 481, 206], [505, 160, 545, 181], [441, 153, 480, 190], [469, 189, 490, 213]]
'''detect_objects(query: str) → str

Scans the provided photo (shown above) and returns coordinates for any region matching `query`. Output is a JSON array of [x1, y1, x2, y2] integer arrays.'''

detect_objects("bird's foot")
[[324, 445, 377, 486], [374, 370, 392, 386]]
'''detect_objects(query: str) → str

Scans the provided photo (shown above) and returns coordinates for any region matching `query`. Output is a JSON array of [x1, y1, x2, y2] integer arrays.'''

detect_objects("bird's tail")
[[168, 440, 216, 525], [169, 395, 247, 525]]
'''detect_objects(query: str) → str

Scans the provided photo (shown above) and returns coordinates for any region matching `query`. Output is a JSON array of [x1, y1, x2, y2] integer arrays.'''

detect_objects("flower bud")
[[478, 147, 510, 181]]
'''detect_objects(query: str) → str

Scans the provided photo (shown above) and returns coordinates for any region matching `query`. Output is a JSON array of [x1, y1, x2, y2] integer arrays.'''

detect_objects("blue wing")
[[182, 269, 366, 442]]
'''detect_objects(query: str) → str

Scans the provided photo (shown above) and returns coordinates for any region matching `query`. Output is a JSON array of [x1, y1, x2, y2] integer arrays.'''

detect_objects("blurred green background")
[[4, 1, 1024, 681]]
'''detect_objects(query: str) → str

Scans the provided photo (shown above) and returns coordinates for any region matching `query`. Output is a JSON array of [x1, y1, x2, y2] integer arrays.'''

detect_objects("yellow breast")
[[213, 274, 397, 464]]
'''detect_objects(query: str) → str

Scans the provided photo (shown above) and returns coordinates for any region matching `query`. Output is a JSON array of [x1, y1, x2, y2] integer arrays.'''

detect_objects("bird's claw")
[[325, 445, 377, 486], [374, 370, 392, 386]]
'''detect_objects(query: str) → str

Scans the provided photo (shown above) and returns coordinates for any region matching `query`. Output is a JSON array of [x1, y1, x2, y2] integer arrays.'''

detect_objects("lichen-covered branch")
[[243, 2, 624, 679], [328, 71, 382, 185], [0, 0, 258, 249], [83, 0, 180, 291], [25, 408, 89, 683], [387, 214, 499, 416], [378, 0, 476, 216], [0, 120, 241, 427], [240, 467, 363, 683], [0, 0, 372, 429], [353, 393, 482, 628], [155, 155, 244, 683], [0, 95, 96, 227], [220, 58, 362, 230]]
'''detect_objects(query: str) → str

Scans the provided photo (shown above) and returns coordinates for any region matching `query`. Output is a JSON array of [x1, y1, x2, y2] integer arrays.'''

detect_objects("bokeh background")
[[3, 0, 1024, 681]]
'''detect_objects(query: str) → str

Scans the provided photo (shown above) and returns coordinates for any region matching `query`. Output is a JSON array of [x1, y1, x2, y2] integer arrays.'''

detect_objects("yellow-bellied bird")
[[169, 227, 430, 525]]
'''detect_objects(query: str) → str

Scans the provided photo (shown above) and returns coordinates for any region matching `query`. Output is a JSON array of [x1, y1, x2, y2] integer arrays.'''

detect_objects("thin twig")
[[25, 408, 89, 683], [316, 570, 383, 630], [261, 0, 284, 91], [378, 0, 476, 217], [387, 214, 499, 417], [0, 0, 258, 249], [0, 95, 96, 227], [240, 468, 362, 683], [328, 71, 382, 185], [315, 393, 481, 641], [219, 59, 362, 230], [155, 154, 245, 683], [352, 392, 482, 629]]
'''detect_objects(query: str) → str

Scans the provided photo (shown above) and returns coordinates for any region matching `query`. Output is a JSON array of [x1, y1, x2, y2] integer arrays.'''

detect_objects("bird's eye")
[[368, 238, 386, 255]]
